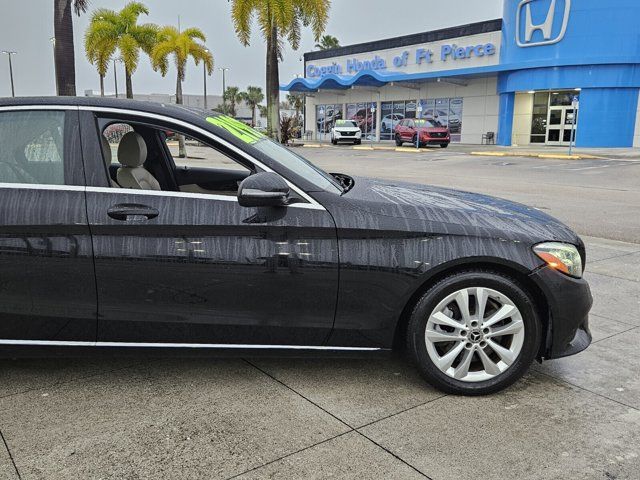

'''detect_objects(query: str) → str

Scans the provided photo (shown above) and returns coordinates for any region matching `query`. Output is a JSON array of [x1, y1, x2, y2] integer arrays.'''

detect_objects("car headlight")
[[533, 242, 583, 278]]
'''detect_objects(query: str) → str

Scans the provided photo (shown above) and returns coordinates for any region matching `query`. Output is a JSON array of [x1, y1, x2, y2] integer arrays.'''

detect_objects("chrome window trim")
[[0, 105, 78, 111], [0, 182, 85, 192], [0, 339, 382, 352], [78, 105, 325, 210], [0, 104, 327, 211], [0, 183, 323, 210]]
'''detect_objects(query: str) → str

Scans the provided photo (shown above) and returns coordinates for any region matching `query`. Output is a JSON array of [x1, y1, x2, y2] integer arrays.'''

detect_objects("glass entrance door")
[[546, 106, 577, 146]]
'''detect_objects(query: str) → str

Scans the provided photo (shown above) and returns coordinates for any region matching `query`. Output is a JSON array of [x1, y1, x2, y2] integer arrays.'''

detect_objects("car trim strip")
[[84, 186, 324, 210], [0, 339, 383, 351], [0, 183, 323, 210], [77, 105, 325, 210], [0, 105, 79, 111]]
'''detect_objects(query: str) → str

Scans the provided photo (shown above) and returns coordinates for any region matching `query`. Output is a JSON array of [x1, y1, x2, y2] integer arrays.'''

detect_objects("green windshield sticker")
[[206, 115, 266, 144]]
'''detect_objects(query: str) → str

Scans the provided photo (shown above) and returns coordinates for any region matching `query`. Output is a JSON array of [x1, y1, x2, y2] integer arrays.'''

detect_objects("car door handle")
[[107, 203, 159, 221]]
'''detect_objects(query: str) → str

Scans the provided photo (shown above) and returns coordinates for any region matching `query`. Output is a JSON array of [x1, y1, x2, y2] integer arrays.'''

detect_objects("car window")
[[100, 119, 252, 194], [166, 134, 250, 173], [335, 120, 357, 128], [204, 114, 342, 193], [0, 110, 66, 185]]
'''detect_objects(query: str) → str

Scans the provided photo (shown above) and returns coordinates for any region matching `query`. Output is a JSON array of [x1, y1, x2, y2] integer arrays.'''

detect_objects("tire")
[[406, 270, 542, 395], [440, 143, 449, 148], [332, 139, 337, 145], [355, 139, 362, 145], [412, 134, 421, 148], [395, 134, 403, 147]]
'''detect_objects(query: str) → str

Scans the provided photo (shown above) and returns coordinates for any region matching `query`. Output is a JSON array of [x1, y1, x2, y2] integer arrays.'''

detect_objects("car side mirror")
[[237, 172, 291, 208]]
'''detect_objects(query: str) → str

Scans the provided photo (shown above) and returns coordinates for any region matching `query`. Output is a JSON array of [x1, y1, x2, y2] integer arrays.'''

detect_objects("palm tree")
[[287, 93, 305, 125], [223, 86, 242, 117], [240, 86, 265, 127], [150, 26, 214, 106], [84, 2, 158, 99], [230, 0, 330, 139], [85, 19, 117, 96], [151, 25, 213, 157], [315, 34, 340, 50], [53, 0, 89, 96]]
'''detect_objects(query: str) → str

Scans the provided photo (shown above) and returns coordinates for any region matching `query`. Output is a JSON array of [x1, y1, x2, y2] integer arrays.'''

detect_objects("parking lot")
[[1, 146, 639, 480]]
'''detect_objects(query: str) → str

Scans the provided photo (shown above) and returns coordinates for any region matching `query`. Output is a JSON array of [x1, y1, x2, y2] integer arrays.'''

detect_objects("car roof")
[[0, 96, 220, 123]]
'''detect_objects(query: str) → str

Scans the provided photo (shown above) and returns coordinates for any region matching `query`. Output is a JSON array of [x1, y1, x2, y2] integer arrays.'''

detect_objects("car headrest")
[[101, 135, 112, 166], [118, 131, 147, 168]]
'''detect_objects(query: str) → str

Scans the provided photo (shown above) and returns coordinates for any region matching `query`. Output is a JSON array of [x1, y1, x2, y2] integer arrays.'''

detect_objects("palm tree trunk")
[[176, 72, 186, 158], [100, 75, 105, 97], [266, 26, 281, 140], [125, 67, 133, 99], [53, 0, 77, 96], [251, 103, 256, 127]]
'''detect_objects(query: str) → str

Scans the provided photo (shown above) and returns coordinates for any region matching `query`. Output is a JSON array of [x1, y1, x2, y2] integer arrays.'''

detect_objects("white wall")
[[512, 92, 534, 146], [634, 90, 640, 147], [307, 76, 499, 144]]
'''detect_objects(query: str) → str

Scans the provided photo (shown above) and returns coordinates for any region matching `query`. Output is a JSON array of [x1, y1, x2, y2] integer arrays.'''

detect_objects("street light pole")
[[1, 51, 17, 97], [203, 48, 209, 110], [113, 59, 119, 98], [50, 37, 58, 95], [219, 67, 229, 112]]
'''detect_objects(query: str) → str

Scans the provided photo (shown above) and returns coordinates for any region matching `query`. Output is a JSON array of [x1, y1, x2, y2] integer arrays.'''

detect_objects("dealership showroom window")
[[283, 0, 640, 148]]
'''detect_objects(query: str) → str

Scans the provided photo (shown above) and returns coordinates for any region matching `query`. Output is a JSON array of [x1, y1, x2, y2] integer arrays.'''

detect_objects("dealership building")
[[282, 0, 640, 148]]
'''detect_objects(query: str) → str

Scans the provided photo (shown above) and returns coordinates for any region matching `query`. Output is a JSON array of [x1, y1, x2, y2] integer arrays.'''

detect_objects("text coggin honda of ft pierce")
[[0, 98, 592, 395]]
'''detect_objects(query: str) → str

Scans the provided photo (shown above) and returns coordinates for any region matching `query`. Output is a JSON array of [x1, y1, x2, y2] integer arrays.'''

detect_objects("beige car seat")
[[116, 132, 161, 191], [101, 135, 119, 187]]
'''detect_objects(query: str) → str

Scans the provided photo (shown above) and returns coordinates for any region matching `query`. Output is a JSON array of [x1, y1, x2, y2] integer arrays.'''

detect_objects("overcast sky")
[[0, 0, 503, 99]]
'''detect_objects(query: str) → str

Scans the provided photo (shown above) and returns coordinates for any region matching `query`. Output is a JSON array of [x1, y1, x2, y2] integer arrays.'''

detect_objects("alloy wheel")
[[424, 287, 525, 383]]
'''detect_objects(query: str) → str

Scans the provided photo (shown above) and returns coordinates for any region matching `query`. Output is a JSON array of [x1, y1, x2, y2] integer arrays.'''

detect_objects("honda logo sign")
[[516, 0, 571, 47]]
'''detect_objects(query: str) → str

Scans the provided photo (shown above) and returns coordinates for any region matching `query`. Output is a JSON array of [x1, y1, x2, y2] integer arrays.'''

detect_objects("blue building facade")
[[283, 0, 640, 148]]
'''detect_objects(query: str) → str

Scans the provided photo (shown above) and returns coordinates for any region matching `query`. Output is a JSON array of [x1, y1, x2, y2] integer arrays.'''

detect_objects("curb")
[[470, 151, 602, 160]]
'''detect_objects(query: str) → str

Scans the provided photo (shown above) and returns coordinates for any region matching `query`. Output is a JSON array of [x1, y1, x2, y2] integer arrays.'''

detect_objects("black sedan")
[[0, 97, 592, 395]]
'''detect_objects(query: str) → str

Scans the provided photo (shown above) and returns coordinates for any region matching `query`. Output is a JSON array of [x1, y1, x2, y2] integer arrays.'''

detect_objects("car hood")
[[417, 127, 449, 134], [334, 127, 361, 132], [341, 176, 579, 243]]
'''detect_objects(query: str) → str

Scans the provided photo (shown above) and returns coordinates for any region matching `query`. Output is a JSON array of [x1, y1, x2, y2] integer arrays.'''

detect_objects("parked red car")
[[394, 118, 450, 148]]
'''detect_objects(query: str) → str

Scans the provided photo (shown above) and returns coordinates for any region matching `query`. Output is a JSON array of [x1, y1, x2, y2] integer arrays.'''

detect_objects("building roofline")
[[304, 19, 503, 63]]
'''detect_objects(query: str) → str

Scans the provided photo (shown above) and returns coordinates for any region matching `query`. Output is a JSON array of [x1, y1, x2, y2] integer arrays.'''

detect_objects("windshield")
[[335, 120, 358, 128], [205, 114, 342, 193], [414, 119, 437, 128]]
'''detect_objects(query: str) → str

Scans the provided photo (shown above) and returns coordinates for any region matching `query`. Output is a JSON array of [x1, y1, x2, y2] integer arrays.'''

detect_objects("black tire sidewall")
[[408, 271, 542, 395]]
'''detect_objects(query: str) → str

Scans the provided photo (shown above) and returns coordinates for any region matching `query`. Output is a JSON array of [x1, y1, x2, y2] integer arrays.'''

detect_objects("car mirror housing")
[[237, 172, 291, 208]]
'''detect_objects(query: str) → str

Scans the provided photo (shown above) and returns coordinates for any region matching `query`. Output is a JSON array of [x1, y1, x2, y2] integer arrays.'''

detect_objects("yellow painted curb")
[[353, 146, 375, 150], [537, 154, 581, 160], [302, 144, 324, 148], [470, 151, 507, 157], [372, 146, 397, 151], [395, 147, 425, 153]]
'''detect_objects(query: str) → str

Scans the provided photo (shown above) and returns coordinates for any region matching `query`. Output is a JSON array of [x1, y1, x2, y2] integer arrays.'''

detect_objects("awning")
[[281, 64, 506, 93]]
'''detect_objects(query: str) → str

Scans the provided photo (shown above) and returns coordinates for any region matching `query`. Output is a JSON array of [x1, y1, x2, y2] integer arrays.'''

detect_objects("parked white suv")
[[331, 120, 362, 145]]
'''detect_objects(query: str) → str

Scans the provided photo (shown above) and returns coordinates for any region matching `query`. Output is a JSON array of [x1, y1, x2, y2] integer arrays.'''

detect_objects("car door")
[[79, 109, 339, 346], [0, 107, 96, 342], [403, 120, 415, 141]]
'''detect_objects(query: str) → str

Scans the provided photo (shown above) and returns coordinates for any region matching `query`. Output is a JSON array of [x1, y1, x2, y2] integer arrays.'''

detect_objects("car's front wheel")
[[395, 134, 402, 146], [407, 270, 542, 395]]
